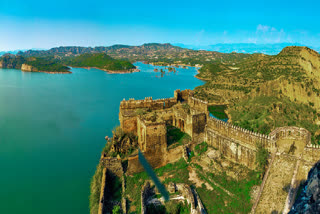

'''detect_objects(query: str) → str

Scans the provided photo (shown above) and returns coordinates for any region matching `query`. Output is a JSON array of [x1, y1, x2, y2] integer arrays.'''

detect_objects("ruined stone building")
[[99, 89, 320, 213]]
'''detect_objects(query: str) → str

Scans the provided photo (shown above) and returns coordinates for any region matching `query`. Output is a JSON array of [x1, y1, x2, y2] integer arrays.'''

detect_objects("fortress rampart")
[[100, 89, 320, 213], [120, 97, 178, 110], [118, 89, 316, 170]]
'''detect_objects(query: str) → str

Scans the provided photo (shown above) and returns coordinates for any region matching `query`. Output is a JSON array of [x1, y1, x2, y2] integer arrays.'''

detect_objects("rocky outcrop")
[[21, 63, 37, 72], [289, 161, 320, 214]]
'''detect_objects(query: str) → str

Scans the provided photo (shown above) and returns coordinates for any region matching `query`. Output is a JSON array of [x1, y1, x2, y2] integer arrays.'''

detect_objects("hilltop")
[[0, 53, 137, 73], [194, 46, 320, 143], [17, 43, 251, 66], [62, 53, 136, 73], [0, 55, 70, 73]]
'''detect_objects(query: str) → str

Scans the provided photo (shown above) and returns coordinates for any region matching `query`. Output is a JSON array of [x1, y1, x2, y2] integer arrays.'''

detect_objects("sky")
[[0, 0, 319, 51]]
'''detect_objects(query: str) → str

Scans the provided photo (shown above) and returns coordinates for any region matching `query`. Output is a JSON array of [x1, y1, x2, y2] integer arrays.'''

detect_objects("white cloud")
[[271, 27, 277, 32], [251, 24, 289, 43], [257, 24, 270, 33]]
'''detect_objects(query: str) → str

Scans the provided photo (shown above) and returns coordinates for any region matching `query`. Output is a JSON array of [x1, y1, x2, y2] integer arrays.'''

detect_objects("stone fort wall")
[[119, 89, 314, 170], [120, 97, 177, 110], [101, 89, 320, 213]]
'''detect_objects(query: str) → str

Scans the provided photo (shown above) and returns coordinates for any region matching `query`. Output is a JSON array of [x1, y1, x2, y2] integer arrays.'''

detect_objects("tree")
[[255, 142, 269, 178], [112, 205, 121, 214]]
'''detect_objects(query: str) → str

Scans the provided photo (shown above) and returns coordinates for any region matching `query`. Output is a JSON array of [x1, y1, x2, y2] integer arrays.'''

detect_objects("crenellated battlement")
[[206, 117, 276, 152], [119, 89, 317, 170], [269, 126, 311, 143], [120, 96, 177, 110]]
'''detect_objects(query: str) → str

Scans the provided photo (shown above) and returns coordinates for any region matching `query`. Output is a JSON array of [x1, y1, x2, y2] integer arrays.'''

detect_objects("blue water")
[[0, 62, 204, 214], [209, 113, 228, 122]]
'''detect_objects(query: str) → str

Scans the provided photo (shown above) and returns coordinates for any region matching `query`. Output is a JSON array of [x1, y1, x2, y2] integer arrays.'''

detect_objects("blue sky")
[[0, 0, 319, 50]]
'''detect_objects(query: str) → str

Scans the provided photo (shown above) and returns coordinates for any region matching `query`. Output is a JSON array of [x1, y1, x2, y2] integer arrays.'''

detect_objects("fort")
[[98, 89, 320, 214]]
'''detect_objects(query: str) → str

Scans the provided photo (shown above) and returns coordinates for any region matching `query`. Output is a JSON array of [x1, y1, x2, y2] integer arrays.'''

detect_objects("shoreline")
[[22, 70, 72, 74], [145, 62, 202, 68], [194, 75, 210, 81], [72, 66, 140, 74]]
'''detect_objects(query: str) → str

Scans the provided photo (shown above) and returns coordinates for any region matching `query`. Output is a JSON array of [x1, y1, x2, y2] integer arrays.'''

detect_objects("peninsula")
[[62, 53, 138, 73], [0, 55, 71, 73], [0, 52, 137, 74]]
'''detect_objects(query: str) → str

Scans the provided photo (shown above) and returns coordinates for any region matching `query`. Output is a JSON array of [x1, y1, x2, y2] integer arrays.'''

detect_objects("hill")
[[63, 53, 136, 72], [0, 55, 70, 73], [194, 46, 320, 143], [173, 43, 320, 55], [17, 43, 252, 66]]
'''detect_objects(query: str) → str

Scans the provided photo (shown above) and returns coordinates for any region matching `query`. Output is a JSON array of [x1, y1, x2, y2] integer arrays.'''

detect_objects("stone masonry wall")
[[100, 156, 123, 177], [98, 168, 107, 214], [120, 97, 177, 110], [101, 89, 320, 214]]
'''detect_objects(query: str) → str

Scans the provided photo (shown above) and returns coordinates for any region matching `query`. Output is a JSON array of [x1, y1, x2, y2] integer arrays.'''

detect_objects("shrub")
[[113, 126, 125, 138], [195, 142, 208, 156], [136, 108, 146, 116], [182, 103, 190, 114], [255, 142, 269, 177], [112, 205, 121, 214]]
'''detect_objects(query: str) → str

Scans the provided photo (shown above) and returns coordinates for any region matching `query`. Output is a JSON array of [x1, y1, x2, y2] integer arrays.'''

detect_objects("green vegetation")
[[197, 62, 227, 79], [208, 105, 228, 120], [126, 159, 189, 213], [167, 126, 191, 147], [194, 142, 208, 156], [182, 103, 190, 114], [0, 55, 70, 72], [229, 96, 320, 142], [0, 55, 26, 68], [112, 205, 121, 214], [194, 46, 320, 145], [146, 204, 166, 214], [196, 169, 261, 213], [89, 164, 103, 214], [146, 201, 189, 214], [64, 53, 135, 71], [255, 143, 269, 177], [26, 57, 70, 72]]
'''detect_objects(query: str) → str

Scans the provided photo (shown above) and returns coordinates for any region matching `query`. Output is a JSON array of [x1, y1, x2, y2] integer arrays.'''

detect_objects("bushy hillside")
[[63, 53, 136, 71], [0, 55, 70, 72], [0, 54, 26, 68], [26, 57, 70, 72], [194, 46, 320, 143]]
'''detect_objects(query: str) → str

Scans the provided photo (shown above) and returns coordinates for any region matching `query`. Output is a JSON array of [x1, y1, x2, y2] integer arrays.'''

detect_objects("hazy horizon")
[[1, 0, 319, 51]]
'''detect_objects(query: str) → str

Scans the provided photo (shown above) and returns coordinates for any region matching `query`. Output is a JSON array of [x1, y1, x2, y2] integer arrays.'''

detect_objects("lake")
[[0, 62, 204, 214]]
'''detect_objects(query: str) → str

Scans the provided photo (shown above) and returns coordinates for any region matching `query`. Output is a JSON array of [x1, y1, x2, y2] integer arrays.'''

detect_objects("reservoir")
[[0, 62, 204, 214]]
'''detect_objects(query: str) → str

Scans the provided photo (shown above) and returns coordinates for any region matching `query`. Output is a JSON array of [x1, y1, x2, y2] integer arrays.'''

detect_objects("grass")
[[194, 142, 208, 156], [229, 95, 320, 142], [208, 105, 229, 120], [196, 168, 261, 213], [125, 159, 189, 213], [89, 163, 103, 214]]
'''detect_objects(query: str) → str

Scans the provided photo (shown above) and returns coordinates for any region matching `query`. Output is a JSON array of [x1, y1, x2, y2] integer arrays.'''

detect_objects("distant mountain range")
[[173, 43, 320, 55], [1, 43, 319, 57], [0, 49, 44, 56]]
